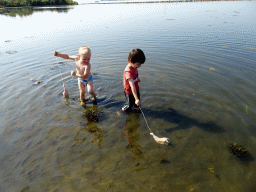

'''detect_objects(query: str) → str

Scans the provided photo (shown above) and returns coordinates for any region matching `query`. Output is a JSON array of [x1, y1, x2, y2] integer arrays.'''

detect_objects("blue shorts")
[[78, 75, 93, 85]]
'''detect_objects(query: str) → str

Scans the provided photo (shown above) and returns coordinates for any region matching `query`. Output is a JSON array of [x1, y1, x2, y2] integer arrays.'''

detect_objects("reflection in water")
[[0, 6, 72, 17], [64, 96, 70, 106], [73, 104, 103, 149], [124, 113, 144, 159]]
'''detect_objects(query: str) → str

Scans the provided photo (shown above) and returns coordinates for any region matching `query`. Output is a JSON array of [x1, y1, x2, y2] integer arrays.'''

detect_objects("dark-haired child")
[[122, 48, 146, 113]]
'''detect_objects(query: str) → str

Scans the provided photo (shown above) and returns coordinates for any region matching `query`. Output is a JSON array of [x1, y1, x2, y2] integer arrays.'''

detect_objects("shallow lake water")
[[0, 1, 256, 191]]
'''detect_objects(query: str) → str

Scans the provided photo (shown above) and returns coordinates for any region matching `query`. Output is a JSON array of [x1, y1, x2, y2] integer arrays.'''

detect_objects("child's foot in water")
[[92, 99, 97, 105], [90, 96, 97, 105], [122, 105, 132, 113], [80, 101, 86, 107], [134, 107, 141, 113]]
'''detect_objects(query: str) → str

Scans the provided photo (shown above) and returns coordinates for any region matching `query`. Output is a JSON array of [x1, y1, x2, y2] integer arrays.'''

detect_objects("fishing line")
[[139, 106, 153, 134], [139, 106, 170, 145], [58, 63, 65, 85], [55, 56, 74, 83], [55, 57, 70, 96]]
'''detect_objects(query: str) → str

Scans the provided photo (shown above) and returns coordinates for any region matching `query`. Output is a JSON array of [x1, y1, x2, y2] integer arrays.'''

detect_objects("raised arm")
[[54, 51, 77, 60]]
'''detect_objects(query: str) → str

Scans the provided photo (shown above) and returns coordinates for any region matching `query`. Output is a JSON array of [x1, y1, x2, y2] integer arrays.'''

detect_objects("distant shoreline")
[[0, 0, 78, 8], [87, 0, 245, 4], [0, 0, 250, 8]]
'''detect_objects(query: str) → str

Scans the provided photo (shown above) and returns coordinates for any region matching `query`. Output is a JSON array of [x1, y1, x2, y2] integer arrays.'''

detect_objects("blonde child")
[[122, 48, 146, 113], [54, 46, 97, 106]]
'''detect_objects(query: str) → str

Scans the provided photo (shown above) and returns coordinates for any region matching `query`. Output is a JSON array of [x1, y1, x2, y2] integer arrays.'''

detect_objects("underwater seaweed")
[[227, 143, 248, 157]]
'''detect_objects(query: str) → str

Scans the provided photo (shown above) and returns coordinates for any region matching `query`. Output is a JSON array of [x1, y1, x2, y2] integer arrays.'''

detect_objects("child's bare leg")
[[78, 81, 86, 105], [87, 81, 97, 100]]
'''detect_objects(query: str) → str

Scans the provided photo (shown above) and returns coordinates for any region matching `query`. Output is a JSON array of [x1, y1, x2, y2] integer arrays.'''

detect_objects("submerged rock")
[[6, 50, 17, 54], [227, 143, 248, 157], [159, 157, 170, 164], [34, 81, 42, 85]]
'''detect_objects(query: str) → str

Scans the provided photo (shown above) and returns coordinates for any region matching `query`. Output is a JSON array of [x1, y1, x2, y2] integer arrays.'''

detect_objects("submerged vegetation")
[[227, 143, 248, 157], [0, 0, 78, 7]]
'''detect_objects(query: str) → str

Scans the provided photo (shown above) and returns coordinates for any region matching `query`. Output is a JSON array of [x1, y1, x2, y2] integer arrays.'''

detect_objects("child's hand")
[[54, 51, 59, 57], [135, 99, 140, 106], [71, 71, 76, 76], [138, 78, 141, 82]]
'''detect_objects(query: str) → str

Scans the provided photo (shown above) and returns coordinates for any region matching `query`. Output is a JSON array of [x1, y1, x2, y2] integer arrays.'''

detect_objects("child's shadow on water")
[[98, 98, 226, 134], [141, 108, 226, 134], [140, 107, 255, 164]]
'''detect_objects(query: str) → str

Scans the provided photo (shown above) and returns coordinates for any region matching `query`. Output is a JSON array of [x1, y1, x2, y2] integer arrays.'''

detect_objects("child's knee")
[[80, 90, 85, 95]]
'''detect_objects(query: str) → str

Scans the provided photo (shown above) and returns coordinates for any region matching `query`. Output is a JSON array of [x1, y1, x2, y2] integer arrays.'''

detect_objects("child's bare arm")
[[54, 51, 77, 60], [82, 65, 91, 79], [71, 65, 91, 79], [128, 79, 140, 106]]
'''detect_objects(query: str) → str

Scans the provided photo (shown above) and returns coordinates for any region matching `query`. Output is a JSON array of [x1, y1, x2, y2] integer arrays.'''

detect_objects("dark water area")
[[0, 1, 256, 191]]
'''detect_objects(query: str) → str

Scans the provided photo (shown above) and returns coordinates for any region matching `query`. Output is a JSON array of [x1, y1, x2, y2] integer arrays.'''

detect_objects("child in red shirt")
[[122, 48, 146, 112]]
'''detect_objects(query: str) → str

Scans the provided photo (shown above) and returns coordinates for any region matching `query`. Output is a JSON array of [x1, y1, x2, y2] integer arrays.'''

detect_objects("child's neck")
[[128, 62, 136, 69], [80, 61, 90, 66]]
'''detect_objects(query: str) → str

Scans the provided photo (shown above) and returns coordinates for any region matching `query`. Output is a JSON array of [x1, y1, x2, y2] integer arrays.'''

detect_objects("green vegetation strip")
[[0, 0, 78, 8]]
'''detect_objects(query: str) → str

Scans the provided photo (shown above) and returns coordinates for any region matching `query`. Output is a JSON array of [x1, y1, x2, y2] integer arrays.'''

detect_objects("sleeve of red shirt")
[[124, 71, 133, 80]]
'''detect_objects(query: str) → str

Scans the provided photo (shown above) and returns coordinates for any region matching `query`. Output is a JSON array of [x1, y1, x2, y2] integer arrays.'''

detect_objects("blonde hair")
[[78, 46, 91, 55]]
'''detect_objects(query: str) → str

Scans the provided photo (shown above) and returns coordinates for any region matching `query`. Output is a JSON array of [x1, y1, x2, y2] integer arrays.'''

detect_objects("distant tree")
[[0, 0, 78, 7]]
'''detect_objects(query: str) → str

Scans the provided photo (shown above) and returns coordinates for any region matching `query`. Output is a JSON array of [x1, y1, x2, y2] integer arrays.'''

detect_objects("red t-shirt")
[[123, 65, 140, 95]]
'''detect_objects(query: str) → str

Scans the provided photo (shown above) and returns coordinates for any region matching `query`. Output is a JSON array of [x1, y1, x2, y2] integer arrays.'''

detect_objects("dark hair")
[[128, 48, 146, 64]]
